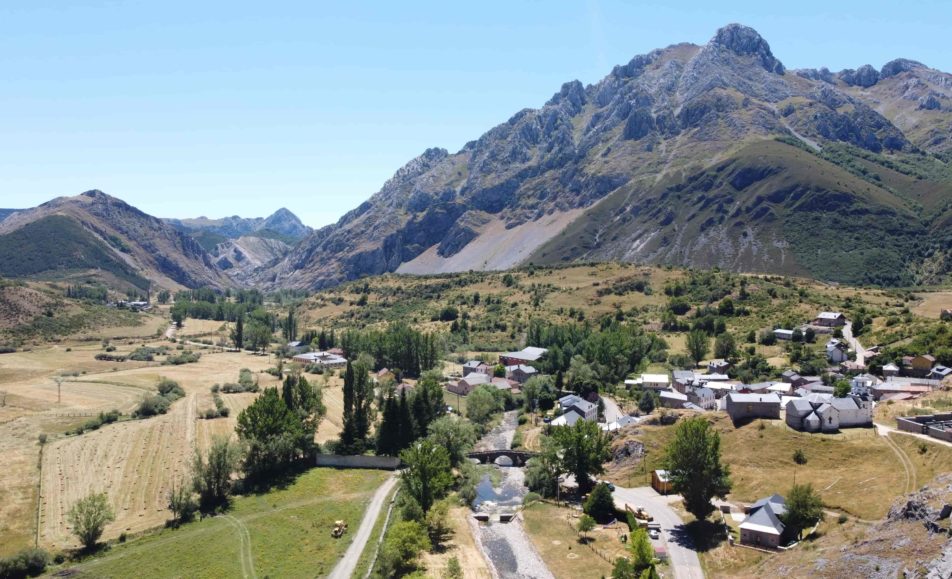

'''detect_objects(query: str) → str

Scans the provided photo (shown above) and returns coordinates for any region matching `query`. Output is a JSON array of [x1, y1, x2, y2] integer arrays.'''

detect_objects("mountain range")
[[0, 192, 308, 291], [258, 23, 952, 289], [2, 24, 952, 291]]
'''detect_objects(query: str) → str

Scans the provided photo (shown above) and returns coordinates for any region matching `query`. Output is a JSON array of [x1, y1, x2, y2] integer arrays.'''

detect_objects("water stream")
[[472, 411, 555, 579]]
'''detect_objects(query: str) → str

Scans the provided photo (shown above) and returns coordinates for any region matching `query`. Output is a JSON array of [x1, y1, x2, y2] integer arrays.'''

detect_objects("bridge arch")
[[466, 450, 538, 467]]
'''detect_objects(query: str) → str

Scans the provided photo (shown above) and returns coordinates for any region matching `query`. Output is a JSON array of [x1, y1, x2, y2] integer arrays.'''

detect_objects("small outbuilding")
[[652, 470, 672, 495]]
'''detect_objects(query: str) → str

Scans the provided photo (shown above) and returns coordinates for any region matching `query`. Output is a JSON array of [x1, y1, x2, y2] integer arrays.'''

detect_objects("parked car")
[[648, 529, 660, 540], [598, 480, 616, 492]]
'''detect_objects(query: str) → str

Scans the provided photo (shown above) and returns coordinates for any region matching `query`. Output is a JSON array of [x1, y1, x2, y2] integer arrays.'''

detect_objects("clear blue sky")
[[1, 1, 949, 228]]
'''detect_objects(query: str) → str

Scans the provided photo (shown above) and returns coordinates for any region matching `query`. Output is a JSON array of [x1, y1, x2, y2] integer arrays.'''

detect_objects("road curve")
[[600, 395, 623, 424], [612, 486, 704, 579], [843, 321, 866, 366], [327, 473, 399, 579]]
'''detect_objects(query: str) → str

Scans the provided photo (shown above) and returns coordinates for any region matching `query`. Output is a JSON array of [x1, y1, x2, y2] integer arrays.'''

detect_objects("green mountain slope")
[[0, 215, 149, 289], [530, 140, 932, 285]]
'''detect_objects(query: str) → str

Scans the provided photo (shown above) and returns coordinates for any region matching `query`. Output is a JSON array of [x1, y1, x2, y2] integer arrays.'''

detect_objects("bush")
[[164, 350, 201, 365], [0, 548, 50, 578], [376, 520, 431, 578], [129, 346, 168, 362], [156, 379, 184, 400], [73, 409, 121, 434], [523, 492, 541, 506], [136, 394, 171, 417]]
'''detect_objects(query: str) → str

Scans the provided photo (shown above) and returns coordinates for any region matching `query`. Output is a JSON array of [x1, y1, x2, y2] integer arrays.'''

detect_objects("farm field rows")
[[0, 334, 299, 554]]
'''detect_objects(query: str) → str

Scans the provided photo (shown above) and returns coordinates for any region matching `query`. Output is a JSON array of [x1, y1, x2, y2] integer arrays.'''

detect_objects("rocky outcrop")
[[839, 64, 881, 87], [254, 23, 952, 290], [709, 23, 785, 74]]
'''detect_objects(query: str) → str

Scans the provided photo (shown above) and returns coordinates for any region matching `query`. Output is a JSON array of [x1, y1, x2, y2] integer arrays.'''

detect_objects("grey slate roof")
[[830, 397, 860, 411], [727, 392, 781, 404]]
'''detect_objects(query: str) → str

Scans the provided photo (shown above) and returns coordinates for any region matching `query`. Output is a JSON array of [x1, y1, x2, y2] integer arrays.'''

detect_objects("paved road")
[[612, 486, 704, 579], [327, 474, 399, 579], [601, 395, 623, 423], [843, 321, 866, 366]]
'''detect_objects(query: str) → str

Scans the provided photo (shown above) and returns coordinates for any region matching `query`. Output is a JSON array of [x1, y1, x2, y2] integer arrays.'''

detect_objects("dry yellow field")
[[0, 335, 312, 554], [913, 291, 952, 319], [419, 505, 493, 578]]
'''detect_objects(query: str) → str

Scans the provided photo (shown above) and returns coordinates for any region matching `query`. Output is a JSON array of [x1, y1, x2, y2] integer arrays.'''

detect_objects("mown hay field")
[[66, 468, 390, 578]]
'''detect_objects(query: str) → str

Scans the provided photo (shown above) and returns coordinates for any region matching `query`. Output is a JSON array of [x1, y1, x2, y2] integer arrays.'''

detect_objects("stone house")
[[826, 339, 849, 363], [505, 364, 538, 384], [687, 386, 716, 410], [740, 494, 786, 548], [462, 360, 491, 377], [499, 347, 548, 366], [725, 392, 781, 423], [708, 359, 731, 374], [812, 311, 846, 327], [659, 390, 688, 409], [903, 355, 937, 378], [447, 372, 490, 396]]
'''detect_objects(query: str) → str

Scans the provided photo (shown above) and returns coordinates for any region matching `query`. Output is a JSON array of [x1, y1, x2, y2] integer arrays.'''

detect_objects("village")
[[5, 265, 952, 579], [416, 307, 952, 559]]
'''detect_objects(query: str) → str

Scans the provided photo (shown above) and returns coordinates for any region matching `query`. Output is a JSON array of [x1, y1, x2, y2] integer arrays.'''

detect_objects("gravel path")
[[326, 474, 399, 579]]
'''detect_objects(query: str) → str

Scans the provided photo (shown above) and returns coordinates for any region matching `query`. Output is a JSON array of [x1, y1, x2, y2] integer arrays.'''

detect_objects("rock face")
[[253, 23, 952, 289], [709, 22, 785, 74]]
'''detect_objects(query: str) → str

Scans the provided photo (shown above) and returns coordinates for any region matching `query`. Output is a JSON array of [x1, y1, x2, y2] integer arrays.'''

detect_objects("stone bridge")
[[467, 450, 539, 467]]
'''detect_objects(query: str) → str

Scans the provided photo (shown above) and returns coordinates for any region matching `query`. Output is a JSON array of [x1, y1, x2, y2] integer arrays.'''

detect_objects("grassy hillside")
[[297, 263, 909, 361], [0, 215, 149, 290], [531, 140, 936, 286], [61, 468, 389, 578]]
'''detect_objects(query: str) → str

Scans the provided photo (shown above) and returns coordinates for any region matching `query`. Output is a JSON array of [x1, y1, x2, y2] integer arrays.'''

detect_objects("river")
[[472, 411, 555, 579]]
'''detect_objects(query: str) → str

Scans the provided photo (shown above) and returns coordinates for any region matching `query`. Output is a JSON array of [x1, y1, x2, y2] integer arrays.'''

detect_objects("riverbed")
[[472, 411, 554, 579]]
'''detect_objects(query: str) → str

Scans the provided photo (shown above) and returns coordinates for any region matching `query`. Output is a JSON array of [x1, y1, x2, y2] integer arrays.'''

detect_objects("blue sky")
[[1, 1, 949, 228]]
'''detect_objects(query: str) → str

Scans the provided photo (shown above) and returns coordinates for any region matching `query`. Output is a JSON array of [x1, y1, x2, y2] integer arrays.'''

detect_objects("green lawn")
[[64, 468, 390, 578]]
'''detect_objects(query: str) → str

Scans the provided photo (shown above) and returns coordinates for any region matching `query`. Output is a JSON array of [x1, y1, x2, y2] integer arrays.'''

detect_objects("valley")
[[2, 18, 952, 579]]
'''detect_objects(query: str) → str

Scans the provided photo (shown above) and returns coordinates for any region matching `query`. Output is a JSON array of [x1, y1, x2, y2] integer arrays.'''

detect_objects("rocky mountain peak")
[[838, 64, 881, 87], [880, 58, 926, 78], [261, 207, 310, 238], [709, 23, 785, 74]]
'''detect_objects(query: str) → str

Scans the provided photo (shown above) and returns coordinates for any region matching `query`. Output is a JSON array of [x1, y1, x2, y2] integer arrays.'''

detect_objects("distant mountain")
[[164, 208, 309, 284], [165, 208, 311, 249], [0, 209, 20, 223], [0, 190, 231, 290], [258, 24, 952, 289], [212, 236, 292, 284]]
